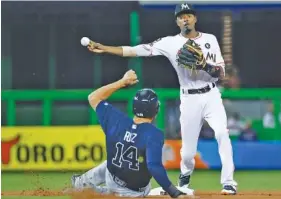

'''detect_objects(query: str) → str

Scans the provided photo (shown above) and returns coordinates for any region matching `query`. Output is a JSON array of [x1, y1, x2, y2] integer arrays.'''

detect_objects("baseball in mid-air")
[[81, 37, 90, 46]]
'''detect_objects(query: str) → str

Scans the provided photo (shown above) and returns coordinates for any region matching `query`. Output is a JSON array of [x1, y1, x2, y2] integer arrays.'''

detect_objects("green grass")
[[1, 170, 281, 199]]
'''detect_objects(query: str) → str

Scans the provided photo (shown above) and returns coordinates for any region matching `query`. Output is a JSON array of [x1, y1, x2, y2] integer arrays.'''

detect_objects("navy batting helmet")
[[133, 88, 160, 118]]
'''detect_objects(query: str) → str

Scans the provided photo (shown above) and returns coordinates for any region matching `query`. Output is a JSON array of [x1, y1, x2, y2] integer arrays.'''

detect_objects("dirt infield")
[[2, 189, 281, 199]]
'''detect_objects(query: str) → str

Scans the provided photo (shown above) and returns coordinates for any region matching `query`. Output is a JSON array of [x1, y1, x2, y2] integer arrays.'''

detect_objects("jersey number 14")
[[112, 142, 139, 171]]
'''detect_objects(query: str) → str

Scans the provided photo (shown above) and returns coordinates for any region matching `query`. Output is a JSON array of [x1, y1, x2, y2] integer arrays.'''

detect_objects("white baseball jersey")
[[130, 32, 225, 89]]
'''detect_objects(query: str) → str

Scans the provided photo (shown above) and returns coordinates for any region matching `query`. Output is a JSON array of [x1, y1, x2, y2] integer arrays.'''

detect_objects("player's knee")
[[214, 128, 229, 141], [181, 150, 196, 163]]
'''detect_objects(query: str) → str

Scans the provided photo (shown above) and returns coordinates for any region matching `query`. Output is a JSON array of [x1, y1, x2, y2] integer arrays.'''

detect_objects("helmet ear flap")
[[155, 100, 160, 115]]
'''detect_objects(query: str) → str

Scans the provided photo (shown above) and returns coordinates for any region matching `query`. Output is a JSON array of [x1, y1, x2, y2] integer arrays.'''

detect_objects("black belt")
[[182, 83, 216, 95], [112, 174, 147, 192]]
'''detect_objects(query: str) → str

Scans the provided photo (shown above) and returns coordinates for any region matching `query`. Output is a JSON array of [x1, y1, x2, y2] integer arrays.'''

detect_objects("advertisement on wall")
[[1, 126, 106, 170], [2, 126, 281, 170]]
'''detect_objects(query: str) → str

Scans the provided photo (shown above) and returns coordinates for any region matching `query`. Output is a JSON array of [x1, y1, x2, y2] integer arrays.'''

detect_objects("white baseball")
[[81, 37, 90, 46]]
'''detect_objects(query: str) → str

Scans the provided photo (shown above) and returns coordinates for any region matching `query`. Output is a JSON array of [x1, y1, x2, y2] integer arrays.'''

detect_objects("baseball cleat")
[[71, 174, 81, 188], [221, 185, 237, 195], [178, 174, 191, 188]]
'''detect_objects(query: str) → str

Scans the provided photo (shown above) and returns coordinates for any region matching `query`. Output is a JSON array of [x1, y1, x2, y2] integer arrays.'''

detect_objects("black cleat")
[[178, 174, 191, 187], [221, 185, 237, 195]]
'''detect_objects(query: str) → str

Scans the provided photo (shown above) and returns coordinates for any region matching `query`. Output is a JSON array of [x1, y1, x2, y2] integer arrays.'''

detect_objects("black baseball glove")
[[177, 39, 207, 71]]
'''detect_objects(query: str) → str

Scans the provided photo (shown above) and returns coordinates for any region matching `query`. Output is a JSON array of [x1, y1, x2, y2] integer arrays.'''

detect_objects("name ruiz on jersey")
[[124, 131, 137, 143]]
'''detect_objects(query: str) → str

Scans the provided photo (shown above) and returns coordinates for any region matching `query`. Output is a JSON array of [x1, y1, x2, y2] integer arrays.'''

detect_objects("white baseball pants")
[[179, 86, 237, 186]]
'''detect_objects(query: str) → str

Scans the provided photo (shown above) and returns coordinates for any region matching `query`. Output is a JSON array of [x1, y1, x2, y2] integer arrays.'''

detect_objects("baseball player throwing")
[[71, 70, 194, 197], [84, 3, 237, 195]]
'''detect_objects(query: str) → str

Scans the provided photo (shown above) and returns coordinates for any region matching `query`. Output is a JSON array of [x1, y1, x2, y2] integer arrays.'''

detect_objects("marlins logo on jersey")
[[206, 52, 216, 63]]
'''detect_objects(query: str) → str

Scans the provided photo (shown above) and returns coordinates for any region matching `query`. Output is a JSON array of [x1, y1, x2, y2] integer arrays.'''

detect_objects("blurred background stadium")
[[1, 1, 281, 196]]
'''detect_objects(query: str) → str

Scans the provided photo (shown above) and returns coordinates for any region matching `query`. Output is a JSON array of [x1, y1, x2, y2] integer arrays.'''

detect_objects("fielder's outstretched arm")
[[89, 45, 138, 57], [85, 37, 168, 57]]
